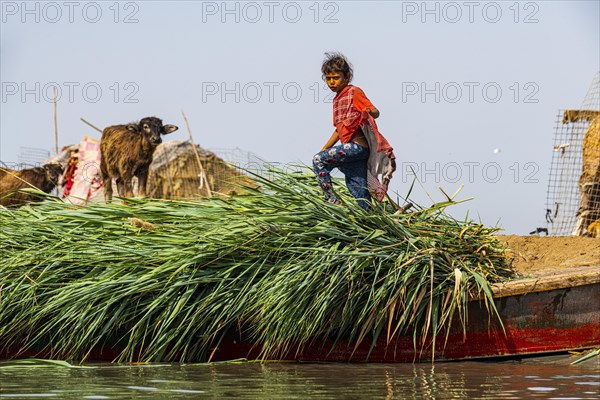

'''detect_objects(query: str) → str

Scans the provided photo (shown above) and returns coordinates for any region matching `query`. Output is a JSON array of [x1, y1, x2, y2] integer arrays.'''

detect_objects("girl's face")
[[324, 72, 349, 93]]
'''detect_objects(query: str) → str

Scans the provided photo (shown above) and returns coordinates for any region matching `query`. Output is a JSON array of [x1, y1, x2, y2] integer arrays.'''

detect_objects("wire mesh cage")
[[17, 147, 51, 168], [546, 73, 600, 237]]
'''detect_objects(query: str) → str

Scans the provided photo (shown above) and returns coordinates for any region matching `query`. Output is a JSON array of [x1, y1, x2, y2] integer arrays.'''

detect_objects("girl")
[[313, 52, 395, 210]]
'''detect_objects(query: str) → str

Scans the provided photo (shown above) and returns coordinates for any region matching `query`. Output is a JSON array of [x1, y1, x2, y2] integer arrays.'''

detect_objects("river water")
[[0, 354, 598, 399]]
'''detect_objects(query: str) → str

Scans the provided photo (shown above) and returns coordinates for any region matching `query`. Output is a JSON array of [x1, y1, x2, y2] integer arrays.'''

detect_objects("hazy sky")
[[1, 0, 599, 234]]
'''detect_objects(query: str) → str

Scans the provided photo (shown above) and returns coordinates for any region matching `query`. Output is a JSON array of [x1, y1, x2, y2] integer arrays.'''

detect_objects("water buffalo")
[[100, 116, 178, 202], [0, 163, 64, 207]]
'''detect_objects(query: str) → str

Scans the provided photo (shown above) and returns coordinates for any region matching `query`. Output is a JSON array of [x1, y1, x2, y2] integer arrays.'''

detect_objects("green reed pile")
[[0, 168, 513, 362]]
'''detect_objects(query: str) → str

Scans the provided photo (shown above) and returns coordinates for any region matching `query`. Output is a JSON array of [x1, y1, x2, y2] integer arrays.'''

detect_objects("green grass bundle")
[[0, 168, 514, 362]]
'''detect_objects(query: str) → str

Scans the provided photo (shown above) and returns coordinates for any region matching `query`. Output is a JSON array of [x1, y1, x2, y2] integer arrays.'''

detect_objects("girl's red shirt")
[[332, 85, 375, 143], [333, 84, 395, 158]]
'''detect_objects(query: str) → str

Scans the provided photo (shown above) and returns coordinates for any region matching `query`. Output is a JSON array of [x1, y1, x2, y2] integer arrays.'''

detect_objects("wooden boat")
[[2, 266, 598, 363], [208, 266, 600, 362]]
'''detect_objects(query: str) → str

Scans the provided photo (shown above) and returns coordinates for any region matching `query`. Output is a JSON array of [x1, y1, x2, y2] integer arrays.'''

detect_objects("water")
[[0, 355, 598, 399]]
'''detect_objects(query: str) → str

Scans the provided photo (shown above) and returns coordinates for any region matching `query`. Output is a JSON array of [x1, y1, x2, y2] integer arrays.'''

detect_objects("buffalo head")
[[127, 117, 178, 146], [43, 163, 64, 186]]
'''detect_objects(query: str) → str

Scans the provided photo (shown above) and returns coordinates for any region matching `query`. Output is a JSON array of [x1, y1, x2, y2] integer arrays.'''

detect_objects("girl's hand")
[[321, 130, 339, 152], [366, 107, 380, 119]]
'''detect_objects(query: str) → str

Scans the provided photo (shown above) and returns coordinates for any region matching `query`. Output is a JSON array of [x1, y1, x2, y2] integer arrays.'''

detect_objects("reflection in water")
[[0, 355, 598, 399]]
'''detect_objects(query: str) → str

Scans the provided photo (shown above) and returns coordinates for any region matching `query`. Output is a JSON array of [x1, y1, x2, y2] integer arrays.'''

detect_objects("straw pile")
[[148, 141, 257, 198], [564, 110, 600, 236], [0, 168, 514, 362]]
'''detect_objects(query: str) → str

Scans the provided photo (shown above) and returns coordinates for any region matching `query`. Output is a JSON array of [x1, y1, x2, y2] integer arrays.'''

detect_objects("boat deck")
[[491, 265, 600, 298]]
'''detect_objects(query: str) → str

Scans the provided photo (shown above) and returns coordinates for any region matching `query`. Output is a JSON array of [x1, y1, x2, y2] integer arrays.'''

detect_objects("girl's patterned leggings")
[[312, 142, 371, 210]]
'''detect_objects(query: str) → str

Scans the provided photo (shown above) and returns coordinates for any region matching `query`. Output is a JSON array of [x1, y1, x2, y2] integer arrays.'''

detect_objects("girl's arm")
[[353, 88, 379, 119], [321, 130, 339, 151]]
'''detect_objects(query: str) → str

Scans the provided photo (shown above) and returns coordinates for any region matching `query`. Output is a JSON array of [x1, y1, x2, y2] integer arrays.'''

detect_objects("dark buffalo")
[[100, 116, 178, 202], [0, 163, 64, 207]]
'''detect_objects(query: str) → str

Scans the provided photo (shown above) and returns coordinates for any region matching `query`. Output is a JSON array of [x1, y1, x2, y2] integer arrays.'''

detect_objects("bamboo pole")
[[182, 111, 212, 197], [53, 87, 58, 154], [80, 117, 103, 133]]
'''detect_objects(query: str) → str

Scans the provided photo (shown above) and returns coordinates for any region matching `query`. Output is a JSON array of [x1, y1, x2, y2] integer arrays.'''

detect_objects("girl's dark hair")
[[321, 52, 353, 82]]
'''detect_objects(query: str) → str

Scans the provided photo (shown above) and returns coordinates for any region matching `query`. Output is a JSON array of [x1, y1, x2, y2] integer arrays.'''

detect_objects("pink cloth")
[[63, 136, 102, 205]]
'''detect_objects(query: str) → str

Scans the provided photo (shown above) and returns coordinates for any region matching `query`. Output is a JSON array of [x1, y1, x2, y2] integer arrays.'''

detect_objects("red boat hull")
[[2, 279, 599, 362], [208, 281, 600, 362]]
